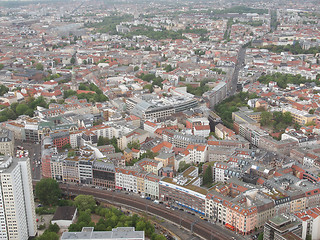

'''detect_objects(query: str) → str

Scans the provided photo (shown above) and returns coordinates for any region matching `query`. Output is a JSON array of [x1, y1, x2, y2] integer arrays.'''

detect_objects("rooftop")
[[61, 227, 145, 240]]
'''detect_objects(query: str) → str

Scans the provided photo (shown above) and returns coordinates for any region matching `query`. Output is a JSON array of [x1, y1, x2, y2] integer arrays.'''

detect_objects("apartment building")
[[78, 159, 94, 184], [205, 191, 230, 224], [63, 158, 80, 183], [186, 118, 210, 129], [295, 207, 320, 240], [115, 167, 138, 193], [50, 131, 70, 149], [154, 153, 175, 168], [129, 96, 198, 120], [50, 155, 65, 181], [193, 125, 210, 137], [0, 129, 14, 156], [282, 107, 316, 125], [117, 129, 149, 150], [162, 130, 207, 148], [264, 214, 302, 240], [144, 174, 161, 199], [159, 167, 207, 214], [135, 158, 163, 175], [215, 123, 236, 140], [92, 161, 115, 189], [203, 81, 227, 108], [41, 137, 58, 178], [186, 144, 208, 163], [159, 178, 207, 215], [0, 156, 37, 240]]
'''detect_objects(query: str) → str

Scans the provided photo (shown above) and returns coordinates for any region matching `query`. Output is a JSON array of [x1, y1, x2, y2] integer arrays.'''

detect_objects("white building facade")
[[0, 156, 37, 240]]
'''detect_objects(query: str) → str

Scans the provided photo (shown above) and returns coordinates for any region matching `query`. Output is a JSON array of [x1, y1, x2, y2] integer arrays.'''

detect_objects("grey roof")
[[52, 206, 77, 221], [0, 129, 13, 142], [61, 227, 144, 240]]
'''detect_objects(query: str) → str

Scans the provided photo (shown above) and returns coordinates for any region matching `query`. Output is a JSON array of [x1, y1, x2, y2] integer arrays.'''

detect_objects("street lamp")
[[146, 203, 148, 215], [191, 219, 199, 234]]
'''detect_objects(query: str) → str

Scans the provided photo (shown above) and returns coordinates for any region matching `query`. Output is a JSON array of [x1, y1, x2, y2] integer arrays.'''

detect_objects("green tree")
[[135, 220, 146, 231], [0, 85, 8, 96], [203, 165, 213, 185], [151, 234, 167, 240], [35, 178, 61, 206], [74, 195, 96, 212], [283, 112, 293, 125], [15, 103, 29, 115], [70, 57, 76, 65], [68, 151, 76, 157], [77, 210, 92, 224], [127, 140, 140, 150], [139, 150, 158, 160], [62, 143, 72, 150], [143, 84, 153, 92], [0, 64, 4, 70], [63, 90, 77, 99], [260, 111, 272, 126], [178, 161, 191, 172], [36, 63, 44, 71], [47, 223, 60, 233], [309, 109, 315, 114], [36, 231, 59, 240], [164, 64, 174, 72], [257, 233, 264, 240], [97, 136, 110, 146], [134, 66, 139, 71]]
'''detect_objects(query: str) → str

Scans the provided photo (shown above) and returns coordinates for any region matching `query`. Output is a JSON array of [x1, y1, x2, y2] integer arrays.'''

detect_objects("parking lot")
[[15, 140, 42, 180]]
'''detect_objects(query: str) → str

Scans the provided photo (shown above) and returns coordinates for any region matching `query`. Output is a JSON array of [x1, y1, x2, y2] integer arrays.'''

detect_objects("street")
[[15, 140, 42, 180], [229, 46, 246, 96]]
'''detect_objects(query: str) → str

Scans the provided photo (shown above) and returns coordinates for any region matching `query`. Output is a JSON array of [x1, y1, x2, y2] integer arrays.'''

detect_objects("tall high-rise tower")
[[0, 156, 37, 240]]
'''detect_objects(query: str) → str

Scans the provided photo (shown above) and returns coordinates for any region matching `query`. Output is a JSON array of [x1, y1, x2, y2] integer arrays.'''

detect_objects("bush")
[[36, 207, 56, 215], [38, 224, 46, 230]]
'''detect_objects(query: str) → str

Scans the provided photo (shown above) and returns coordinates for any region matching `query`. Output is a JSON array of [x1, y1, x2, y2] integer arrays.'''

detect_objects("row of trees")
[[138, 73, 164, 92], [186, 78, 215, 96], [260, 42, 320, 55], [212, 6, 268, 15], [0, 96, 48, 122], [122, 24, 209, 41], [211, 68, 226, 75], [258, 73, 318, 89], [65, 82, 107, 103], [63, 90, 108, 103], [85, 14, 133, 35], [69, 195, 166, 240], [260, 111, 293, 132], [215, 92, 258, 129], [126, 150, 158, 166], [203, 165, 213, 186]]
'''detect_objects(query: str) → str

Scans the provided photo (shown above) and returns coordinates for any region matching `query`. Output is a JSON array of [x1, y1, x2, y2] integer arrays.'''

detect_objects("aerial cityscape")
[[0, 0, 320, 239]]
